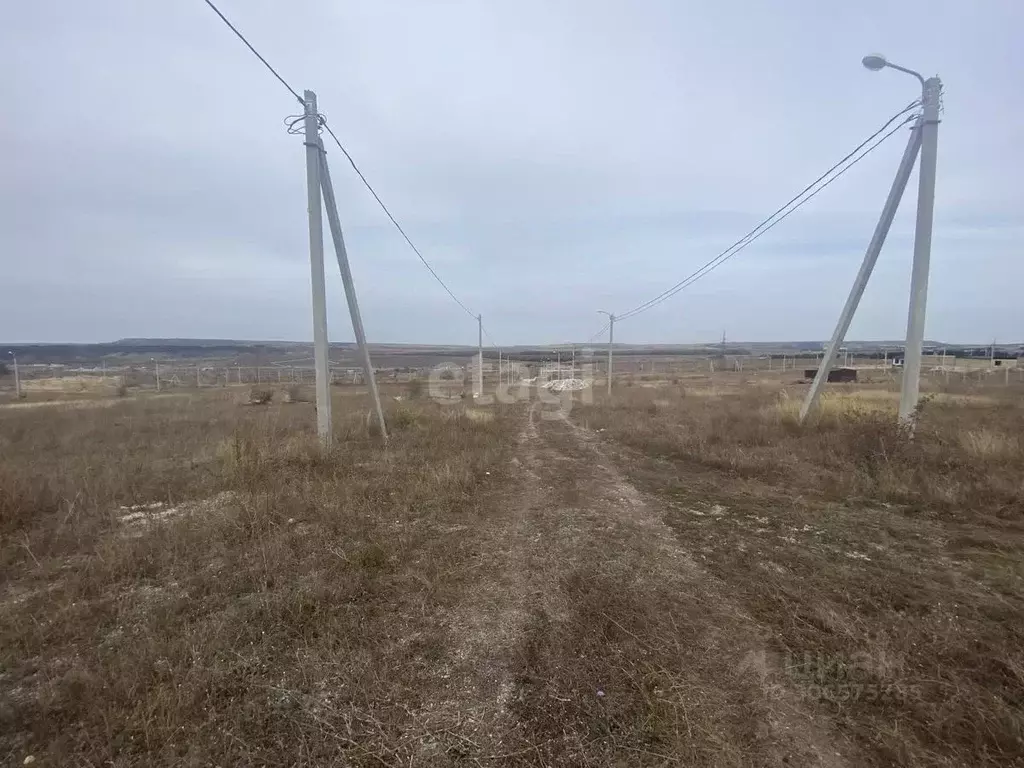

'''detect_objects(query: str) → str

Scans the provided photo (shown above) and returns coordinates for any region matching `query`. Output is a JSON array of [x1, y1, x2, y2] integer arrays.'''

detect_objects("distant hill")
[[2, 338, 1019, 366], [113, 338, 312, 348]]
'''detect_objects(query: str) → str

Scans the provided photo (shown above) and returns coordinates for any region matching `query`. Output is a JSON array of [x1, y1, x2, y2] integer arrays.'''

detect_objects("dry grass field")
[[1, 370, 1022, 766], [574, 373, 1024, 766]]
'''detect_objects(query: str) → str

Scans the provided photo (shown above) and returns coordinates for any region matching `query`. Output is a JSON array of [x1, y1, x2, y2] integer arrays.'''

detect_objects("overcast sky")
[[1, 1, 1020, 346]]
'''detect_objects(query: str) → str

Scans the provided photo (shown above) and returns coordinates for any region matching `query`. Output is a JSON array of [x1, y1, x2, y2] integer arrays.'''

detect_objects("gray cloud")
[[1, 0, 1021, 345]]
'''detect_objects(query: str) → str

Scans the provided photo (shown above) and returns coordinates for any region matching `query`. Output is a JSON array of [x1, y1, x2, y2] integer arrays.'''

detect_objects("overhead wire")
[[614, 101, 921, 323], [201, 0, 303, 105], [201, 0, 488, 339], [203, 0, 913, 349], [318, 122, 481, 323], [587, 323, 611, 343]]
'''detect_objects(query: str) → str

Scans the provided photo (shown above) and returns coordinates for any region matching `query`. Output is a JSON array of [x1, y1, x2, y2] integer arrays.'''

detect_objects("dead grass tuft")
[[959, 427, 1019, 459]]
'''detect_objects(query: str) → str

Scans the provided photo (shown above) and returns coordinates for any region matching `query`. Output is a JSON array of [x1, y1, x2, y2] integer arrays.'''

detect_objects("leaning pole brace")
[[317, 137, 389, 443], [799, 115, 924, 423]]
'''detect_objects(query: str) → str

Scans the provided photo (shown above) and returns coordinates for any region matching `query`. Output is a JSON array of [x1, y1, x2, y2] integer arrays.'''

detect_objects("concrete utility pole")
[[152, 358, 161, 392], [598, 311, 615, 397], [477, 314, 484, 397], [8, 352, 20, 399], [898, 70, 942, 425], [800, 55, 936, 424], [196, 364, 201, 388], [302, 90, 332, 446], [318, 139, 387, 441]]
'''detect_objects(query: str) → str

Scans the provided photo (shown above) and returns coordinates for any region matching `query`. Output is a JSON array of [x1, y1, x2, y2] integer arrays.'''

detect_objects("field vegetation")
[[573, 375, 1024, 766], [2, 368, 1022, 766]]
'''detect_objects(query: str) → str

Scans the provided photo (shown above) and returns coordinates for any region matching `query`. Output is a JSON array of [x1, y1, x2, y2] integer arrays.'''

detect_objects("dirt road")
[[414, 403, 853, 766]]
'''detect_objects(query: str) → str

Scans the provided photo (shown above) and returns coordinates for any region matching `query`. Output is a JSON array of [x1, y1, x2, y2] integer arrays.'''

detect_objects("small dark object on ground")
[[804, 367, 857, 383]]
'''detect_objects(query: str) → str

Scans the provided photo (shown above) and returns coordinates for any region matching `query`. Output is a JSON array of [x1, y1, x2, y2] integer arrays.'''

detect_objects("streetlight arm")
[[886, 61, 926, 90]]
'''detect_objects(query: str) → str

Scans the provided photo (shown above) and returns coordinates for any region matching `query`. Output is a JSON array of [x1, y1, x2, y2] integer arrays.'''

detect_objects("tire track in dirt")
[[517, 409, 855, 767], [405, 404, 554, 761], [410, 403, 855, 765]]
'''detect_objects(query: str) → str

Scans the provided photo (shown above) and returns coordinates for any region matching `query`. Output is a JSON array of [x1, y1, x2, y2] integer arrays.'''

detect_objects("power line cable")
[[320, 122, 481, 322], [202, 0, 303, 105], [619, 112, 917, 322], [587, 323, 611, 343], [202, 0, 483, 328], [616, 102, 921, 322]]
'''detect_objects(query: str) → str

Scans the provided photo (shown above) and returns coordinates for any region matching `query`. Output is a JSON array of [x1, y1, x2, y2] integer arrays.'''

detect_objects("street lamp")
[[597, 311, 615, 397], [862, 54, 925, 87], [799, 56, 942, 425], [863, 54, 942, 425]]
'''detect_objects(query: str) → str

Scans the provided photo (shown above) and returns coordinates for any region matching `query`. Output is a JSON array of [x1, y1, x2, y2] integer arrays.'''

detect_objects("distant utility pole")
[[318, 137, 387, 441], [302, 90, 333, 446], [476, 314, 484, 397], [196, 364, 201, 388], [152, 358, 161, 392], [7, 352, 19, 399], [801, 54, 941, 428], [598, 311, 615, 397]]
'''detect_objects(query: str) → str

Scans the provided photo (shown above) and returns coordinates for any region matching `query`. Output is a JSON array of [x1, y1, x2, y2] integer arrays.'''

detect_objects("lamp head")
[[862, 54, 888, 71]]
